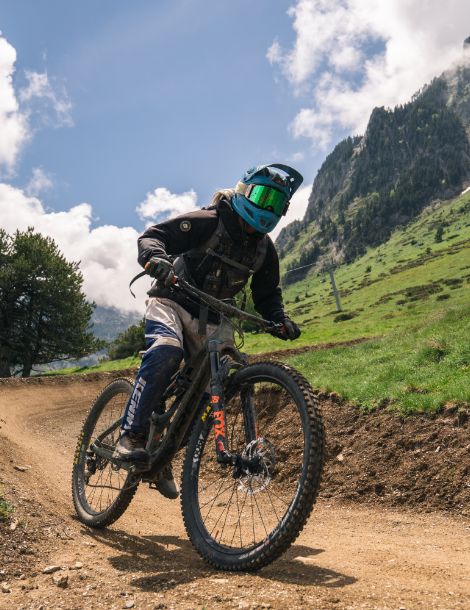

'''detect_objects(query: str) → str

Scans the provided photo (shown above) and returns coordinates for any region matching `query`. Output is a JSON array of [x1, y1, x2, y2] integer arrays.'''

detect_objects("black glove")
[[145, 256, 175, 285], [271, 317, 301, 341]]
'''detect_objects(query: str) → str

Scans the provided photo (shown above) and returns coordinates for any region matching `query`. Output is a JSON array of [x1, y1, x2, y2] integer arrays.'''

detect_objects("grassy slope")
[[48, 192, 470, 413], [289, 306, 470, 414], [246, 191, 470, 353], [277, 191, 470, 413]]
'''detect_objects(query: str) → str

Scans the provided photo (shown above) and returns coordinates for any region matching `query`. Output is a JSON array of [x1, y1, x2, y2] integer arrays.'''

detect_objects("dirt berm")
[[0, 370, 469, 609]]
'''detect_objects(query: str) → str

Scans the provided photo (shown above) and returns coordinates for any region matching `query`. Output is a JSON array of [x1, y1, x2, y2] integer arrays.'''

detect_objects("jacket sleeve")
[[250, 238, 286, 322], [137, 210, 218, 268]]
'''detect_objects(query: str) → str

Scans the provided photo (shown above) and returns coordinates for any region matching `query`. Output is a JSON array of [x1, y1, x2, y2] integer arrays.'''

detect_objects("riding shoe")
[[113, 431, 148, 462], [146, 464, 179, 500]]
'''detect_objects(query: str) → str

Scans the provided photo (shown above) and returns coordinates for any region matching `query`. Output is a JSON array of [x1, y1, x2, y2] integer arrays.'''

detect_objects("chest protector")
[[173, 211, 268, 301]]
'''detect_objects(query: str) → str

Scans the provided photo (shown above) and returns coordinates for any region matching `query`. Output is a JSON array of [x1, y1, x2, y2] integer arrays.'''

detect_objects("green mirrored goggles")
[[245, 184, 289, 216]]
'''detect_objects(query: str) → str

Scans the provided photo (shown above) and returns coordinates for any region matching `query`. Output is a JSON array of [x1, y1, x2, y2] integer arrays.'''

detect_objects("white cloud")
[[266, 40, 283, 65], [0, 183, 146, 313], [271, 183, 312, 242], [269, 0, 470, 147], [289, 151, 305, 163], [0, 36, 28, 171], [137, 187, 198, 222], [20, 70, 73, 127], [0, 34, 73, 173], [25, 167, 53, 196]]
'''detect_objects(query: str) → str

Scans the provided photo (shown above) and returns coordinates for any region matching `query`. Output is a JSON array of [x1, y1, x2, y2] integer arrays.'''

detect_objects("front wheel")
[[181, 361, 324, 571]]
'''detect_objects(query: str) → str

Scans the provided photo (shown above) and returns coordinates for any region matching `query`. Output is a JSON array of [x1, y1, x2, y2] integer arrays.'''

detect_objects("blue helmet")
[[231, 163, 304, 233]]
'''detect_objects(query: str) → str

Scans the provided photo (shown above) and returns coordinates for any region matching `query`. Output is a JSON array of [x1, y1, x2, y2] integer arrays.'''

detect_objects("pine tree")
[[108, 319, 145, 360], [0, 229, 101, 377]]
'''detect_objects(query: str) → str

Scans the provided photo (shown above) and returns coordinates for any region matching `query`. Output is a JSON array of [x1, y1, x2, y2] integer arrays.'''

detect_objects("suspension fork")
[[208, 339, 232, 464], [242, 386, 258, 444]]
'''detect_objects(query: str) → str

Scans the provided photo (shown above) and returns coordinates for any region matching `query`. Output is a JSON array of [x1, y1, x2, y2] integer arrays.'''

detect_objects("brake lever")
[[266, 321, 285, 336]]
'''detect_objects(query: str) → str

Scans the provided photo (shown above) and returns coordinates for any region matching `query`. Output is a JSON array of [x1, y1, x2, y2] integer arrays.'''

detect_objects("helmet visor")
[[245, 184, 288, 217]]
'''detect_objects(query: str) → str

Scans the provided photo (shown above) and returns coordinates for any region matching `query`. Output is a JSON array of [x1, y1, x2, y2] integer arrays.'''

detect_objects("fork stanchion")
[[208, 339, 232, 464]]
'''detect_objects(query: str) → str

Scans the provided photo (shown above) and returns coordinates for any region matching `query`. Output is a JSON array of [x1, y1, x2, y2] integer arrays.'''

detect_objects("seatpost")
[[208, 339, 232, 464]]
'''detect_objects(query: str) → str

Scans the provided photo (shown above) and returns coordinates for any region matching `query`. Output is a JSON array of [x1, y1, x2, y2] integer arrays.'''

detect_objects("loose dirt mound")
[[320, 395, 470, 515]]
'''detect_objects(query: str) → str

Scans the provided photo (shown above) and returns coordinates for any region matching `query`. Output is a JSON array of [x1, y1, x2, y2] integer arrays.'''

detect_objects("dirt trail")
[[0, 375, 469, 610]]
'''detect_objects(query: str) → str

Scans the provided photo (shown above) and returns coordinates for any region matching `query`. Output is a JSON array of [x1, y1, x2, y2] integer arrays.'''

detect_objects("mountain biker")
[[113, 164, 304, 499]]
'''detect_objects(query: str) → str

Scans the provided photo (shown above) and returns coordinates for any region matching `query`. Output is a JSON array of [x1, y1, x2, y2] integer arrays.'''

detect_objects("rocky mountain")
[[90, 305, 142, 342], [277, 59, 470, 284]]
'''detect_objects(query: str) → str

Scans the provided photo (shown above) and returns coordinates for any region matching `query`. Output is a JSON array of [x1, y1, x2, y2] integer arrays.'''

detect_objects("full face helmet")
[[231, 163, 303, 233]]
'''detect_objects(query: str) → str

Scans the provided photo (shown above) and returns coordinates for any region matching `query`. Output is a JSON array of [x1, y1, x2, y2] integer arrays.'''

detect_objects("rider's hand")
[[271, 317, 301, 341], [145, 256, 175, 286]]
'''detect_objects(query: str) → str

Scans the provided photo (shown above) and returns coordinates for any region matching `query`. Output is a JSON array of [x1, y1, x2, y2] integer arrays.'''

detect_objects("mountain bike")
[[71, 277, 324, 571]]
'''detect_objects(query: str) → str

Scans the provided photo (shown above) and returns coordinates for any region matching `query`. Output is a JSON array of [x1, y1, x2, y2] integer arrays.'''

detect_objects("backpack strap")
[[252, 237, 268, 274], [205, 247, 254, 274]]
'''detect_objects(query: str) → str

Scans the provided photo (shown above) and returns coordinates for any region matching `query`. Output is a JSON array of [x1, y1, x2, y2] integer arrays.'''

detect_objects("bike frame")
[[91, 278, 278, 479]]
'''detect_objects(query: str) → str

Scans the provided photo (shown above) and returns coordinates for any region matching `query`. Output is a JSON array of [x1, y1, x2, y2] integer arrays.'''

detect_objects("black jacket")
[[138, 200, 286, 322]]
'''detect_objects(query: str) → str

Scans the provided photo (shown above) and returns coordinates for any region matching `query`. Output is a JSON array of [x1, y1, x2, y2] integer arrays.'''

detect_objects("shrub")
[[0, 487, 12, 521], [435, 223, 444, 242], [108, 319, 145, 360], [418, 338, 449, 363], [333, 311, 358, 322]]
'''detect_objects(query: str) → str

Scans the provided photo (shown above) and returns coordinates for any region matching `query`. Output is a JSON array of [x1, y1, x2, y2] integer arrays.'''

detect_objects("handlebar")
[[128, 268, 285, 335], [171, 276, 282, 333]]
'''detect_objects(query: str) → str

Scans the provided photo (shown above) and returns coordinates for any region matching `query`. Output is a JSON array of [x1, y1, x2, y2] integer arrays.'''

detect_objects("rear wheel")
[[72, 378, 139, 527], [181, 361, 324, 571]]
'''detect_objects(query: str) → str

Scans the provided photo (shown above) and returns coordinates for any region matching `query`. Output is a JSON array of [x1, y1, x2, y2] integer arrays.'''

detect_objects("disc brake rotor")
[[238, 437, 276, 494]]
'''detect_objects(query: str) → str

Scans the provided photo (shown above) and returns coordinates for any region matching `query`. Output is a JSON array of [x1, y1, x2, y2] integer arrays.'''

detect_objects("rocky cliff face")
[[278, 61, 470, 283], [446, 63, 470, 139]]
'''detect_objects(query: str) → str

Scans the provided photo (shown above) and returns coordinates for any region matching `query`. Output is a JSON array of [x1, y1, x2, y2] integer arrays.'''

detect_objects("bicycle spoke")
[[79, 388, 132, 514], [265, 486, 281, 522], [199, 477, 223, 495], [201, 480, 236, 521], [210, 480, 237, 540], [267, 486, 292, 508], [230, 484, 244, 547], [251, 484, 269, 538]]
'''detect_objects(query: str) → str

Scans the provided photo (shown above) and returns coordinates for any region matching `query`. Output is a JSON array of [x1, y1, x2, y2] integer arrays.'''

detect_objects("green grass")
[[288, 305, 470, 414], [0, 487, 13, 521], [44, 355, 141, 376]]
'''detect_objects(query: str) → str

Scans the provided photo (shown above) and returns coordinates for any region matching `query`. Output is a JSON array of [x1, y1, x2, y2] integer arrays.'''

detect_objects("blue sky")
[[1, 0, 469, 312], [1, 0, 324, 227]]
